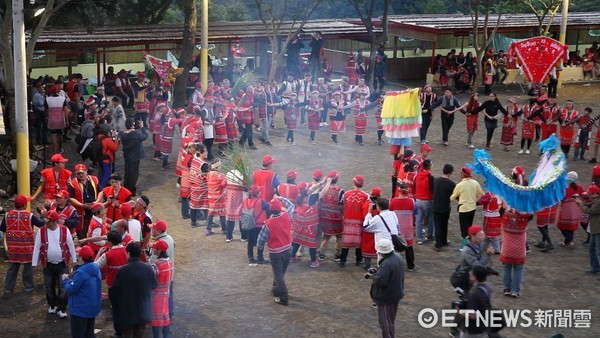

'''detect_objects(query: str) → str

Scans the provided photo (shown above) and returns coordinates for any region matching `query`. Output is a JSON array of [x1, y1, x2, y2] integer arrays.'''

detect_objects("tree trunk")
[[473, 49, 484, 93], [367, 37, 377, 89], [173, 0, 197, 108], [268, 37, 279, 81]]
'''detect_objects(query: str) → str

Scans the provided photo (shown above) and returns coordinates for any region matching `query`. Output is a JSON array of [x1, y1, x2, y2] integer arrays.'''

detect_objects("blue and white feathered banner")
[[467, 135, 567, 213]]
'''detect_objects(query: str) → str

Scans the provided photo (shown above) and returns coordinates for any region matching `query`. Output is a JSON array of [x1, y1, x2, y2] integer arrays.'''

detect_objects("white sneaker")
[[225, 239, 231, 243], [468, 144, 475, 149], [57, 310, 68, 319], [518, 149, 524, 154], [48, 306, 57, 314], [323, 122, 329, 126], [525, 149, 530, 154]]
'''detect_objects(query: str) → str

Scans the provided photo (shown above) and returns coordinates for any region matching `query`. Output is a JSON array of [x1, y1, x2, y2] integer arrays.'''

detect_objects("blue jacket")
[[62, 262, 102, 318]]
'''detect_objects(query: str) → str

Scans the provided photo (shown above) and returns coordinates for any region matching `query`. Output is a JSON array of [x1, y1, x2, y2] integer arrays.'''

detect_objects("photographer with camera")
[[365, 239, 404, 338], [459, 266, 499, 338]]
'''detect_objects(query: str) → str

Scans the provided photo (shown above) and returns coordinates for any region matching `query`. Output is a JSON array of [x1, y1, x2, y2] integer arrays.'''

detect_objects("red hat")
[[153, 220, 168, 232], [74, 163, 87, 173], [204, 96, 215, 102], [84, 97, 97, 106], [120, 203, 133, 218], [327, 170, 339, 180], [249, 184, 262, 195], [47, 85, 60, 94], [195, 82, 202, 88], [269, 198, 283, 212], [312, 169, 323, 180], [90, 202, 104, 211], [593, 165, 600, 177], [14, 194, 31, 207], [77, 246, 95, 259], [371, 187, 382, 197], [46, 210, 60, 221], [587, 185, 600, 195], [164, 81, 172, 87], [297, 181, 308, 193], [461, 167, 472, 178], [512, 166, 524, 176], [286, 170, 298, 180], [468, 225, 483, 237], [137, 71, 145, 77], [353, 175, 364, 187], [152, 239, 169, 252], [420, 144, 433, 152], [262, 155, 276, 166], [55, 190, 70, 198], [51, 153, 68, 163]]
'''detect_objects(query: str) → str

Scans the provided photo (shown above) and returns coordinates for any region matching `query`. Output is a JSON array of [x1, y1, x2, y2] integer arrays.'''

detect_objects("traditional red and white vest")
[[39, 225, 71, 267], [69, 176, 99, 231], [104, 245, 128, 287], [49, 202, 78, 235], [237, 93, 255, 124], [560, 108, 579, 131], [353, 98, 369, 118], [41, 168, 72, 201], [4, 210, 35, 263], [253, 169, 276, 202], [278, 183, 299, 204], [102, 186, 132, 226], [264, 212, 293, 253], [87, 216, 107, 252]]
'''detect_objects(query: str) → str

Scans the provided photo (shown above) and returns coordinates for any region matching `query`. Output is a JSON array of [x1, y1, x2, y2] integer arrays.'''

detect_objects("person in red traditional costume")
[[213, 99, 229, 156], [94, 230, 128, 336], [223, 99, 239, 143], [457, 93, 480, 149], [587, 110, 600, 163], [534, 202, 559, 253], [236, 85, 257, 149], [278, 170, 300, 204], [96, 173, 131, 229], [179, 142, 196, 220], [68, 163, 101, 239], [305, 90, 323, 144], [151, 103, 169, 160], [159, 108, 184, 169], [189, 143, 210, 228], [574, 107, 593, 161], [389, 183, 416, 271], [557, 171, 583, 248], [175, 107, 201, 178], [257, 197, 295, 305], [347, 78, 370, 101], [539, 95, 557, 141], [133, 195, 153, 252], [497, 98, 519, 151], [414, 144, 433, 172], [189, 82, 204, 111], [558, 100, 579, 157], [32, 153, 72, 204], [206, 160, 228, 236], [291, 180, 331, 268], [1, 194, 44, 294], [32, 210, 77, 318], [132, 72, 149, 126], [500, 207, 532, 298], [244, 185, 270, 266], [86, 203, 107, 253], [328, 91, 347, 144], [344, 52, 358, 85], [281, 93, 301, 145], [350, 91, 370, 145], [398, 160, 418, 198], [149, 239, 174, 338], [360, 188, 381, 270], [317, 171, 344, 261], [414, 159, 435, 244], [253, 155, 280, 203], [39, 189, 79, 237], [516, 98, 537, 155], [225, 158, 246, 242], [120, 203, 141, 244], [478, 191, 502, 253], [339, 175, 369, 267]]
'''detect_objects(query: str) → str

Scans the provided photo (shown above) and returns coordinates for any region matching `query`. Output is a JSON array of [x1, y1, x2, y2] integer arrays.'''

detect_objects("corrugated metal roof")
[[388, 12, 600, 33], [35, 19, 380, 48]]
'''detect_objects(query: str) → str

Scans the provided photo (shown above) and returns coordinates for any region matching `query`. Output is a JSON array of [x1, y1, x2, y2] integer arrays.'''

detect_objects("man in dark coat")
[[368, 238, 405, 338], [119, 118, 148, 196], [112, 243, 157, 338]]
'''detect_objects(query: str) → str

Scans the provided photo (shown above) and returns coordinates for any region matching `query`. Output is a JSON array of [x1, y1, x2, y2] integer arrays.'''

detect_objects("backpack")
[[241, 199, 260, 231], [91, 135, 108, 163]]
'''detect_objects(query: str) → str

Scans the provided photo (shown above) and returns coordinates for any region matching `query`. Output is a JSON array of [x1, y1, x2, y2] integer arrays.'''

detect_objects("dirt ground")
[[1, 82, 599, 338]]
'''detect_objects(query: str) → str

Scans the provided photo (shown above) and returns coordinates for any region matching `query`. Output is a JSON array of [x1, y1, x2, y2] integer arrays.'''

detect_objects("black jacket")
[[120, 128, 148, 162], [370, 252, 405, 305], [111, 258, 158, 329]]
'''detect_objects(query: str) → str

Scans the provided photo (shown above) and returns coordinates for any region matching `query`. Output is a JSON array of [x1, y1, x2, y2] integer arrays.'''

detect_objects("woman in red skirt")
[[500, 208, 531, 297], [291, 181, 329, 268], [558, 100, 579, 157], [516, 99, 536, 154], [461, 93, 480, 149], [500, 98, 519, 151], [478, 191, 501, 253], [351, 92, 370, 145], [306, 91, 323, 144], [534, 204, 558, 252], [283, 93, 300, 145], [557, 171, 584, 248], [360, 188, 380, 270], [213, 101, 229, 157]]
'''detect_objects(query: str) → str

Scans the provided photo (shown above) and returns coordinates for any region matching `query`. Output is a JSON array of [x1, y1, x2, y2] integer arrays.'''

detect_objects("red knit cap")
[[468, 225, 483, 237]]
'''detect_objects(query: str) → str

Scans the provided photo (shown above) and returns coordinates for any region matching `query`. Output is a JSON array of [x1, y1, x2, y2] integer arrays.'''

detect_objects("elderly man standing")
[[69, 164, 100, 240], [1, 195, 45, 294], [252, 155, 280, 203], [450, 167, 484, 251], [367, 239, 404, 338]]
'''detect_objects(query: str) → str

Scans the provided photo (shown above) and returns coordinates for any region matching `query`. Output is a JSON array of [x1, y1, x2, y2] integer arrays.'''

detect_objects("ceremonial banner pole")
[[201, 0, 208, 93]]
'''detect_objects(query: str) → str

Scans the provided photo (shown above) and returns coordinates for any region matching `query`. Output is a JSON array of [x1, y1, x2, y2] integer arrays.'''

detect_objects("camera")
[[99, 99, 110, 111], [363, 267, 378, 279], [133, 120, 142, 129], [451, 287, 467, 309], [107, 195, 114, 200]]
